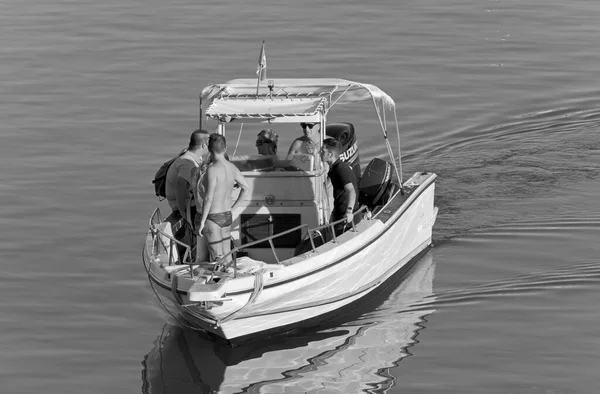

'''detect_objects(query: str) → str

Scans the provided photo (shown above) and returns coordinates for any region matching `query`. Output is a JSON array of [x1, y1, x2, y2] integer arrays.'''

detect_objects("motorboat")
[[141, 254, 437, 393], [142, 77, 438, 344]]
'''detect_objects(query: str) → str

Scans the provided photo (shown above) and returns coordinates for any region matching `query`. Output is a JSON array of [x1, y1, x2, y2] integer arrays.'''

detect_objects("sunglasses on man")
[[256, 139, 272, 146], [300, 123, 316, 129]]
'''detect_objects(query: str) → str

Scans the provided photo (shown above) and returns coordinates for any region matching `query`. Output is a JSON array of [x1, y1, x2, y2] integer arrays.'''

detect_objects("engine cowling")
[[326, 122, 361, 181]]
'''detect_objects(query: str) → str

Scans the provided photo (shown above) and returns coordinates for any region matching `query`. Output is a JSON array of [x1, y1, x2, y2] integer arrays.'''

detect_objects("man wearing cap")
[[256, 129, 279, 155]]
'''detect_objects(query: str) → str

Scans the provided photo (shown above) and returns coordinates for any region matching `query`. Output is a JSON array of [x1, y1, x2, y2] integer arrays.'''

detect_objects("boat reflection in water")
[[141, 252, 436, 393]]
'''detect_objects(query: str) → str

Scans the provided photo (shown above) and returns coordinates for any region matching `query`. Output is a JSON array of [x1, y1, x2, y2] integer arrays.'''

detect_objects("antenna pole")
[[198, 95, 202, 130]]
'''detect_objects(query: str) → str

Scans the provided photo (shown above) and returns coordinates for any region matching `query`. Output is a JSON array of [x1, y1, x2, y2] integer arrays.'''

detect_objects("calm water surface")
[[2, 0, 600, 393]]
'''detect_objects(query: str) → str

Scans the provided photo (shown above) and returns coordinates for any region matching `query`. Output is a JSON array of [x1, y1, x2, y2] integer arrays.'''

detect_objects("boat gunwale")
[[167, 241, 433, 343], [212, 173, 436, 295], [144, 173, 436, 298]]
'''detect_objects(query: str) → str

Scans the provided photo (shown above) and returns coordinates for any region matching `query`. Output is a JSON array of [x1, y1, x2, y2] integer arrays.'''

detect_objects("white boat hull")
[[143, 172, 437, 342], [141, 254, 436, 393]]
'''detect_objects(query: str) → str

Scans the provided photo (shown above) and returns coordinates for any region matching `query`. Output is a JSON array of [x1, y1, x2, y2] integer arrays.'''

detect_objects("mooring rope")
[[217, 269, 265, 325]]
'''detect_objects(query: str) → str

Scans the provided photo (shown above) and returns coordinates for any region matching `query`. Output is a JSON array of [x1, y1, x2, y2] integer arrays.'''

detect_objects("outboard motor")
[[326, 122, 361, 181], [358, 158, 392, 209]]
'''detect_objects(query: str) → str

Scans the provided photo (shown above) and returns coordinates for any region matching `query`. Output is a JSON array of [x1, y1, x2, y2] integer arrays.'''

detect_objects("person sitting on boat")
[[287, 122, 320, 158], [198, 133, 250, 263], [255, 128, 302, 171], [320, 138, 360, 236], [165, 129, 210, 224], [256, 128, 278, 155]]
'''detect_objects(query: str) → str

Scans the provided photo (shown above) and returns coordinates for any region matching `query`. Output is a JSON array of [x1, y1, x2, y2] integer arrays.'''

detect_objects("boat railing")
[[147, 205, 368, 279], [308, 205, 368, 244], [148, 206, 162, 226], [217, 205, 369, 276], [148, 208, 195, 275]]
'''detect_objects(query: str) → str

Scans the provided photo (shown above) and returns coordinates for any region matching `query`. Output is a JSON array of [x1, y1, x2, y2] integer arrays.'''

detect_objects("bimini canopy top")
[[200, 78, 396, 123], [200, 78, 404, 183]]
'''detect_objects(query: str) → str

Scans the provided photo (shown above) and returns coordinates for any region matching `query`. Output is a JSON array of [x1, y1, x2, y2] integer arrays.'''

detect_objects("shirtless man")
[[287, 122, 320, 157], [198, 133, 250, 263]]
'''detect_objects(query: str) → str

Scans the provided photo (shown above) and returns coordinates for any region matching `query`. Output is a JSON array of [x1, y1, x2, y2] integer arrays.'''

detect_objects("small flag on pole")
[[256, 41, 267, 81]]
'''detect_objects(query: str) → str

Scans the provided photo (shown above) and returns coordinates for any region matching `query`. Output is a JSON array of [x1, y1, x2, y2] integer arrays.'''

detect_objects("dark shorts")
[[206, 211, 232, 228]]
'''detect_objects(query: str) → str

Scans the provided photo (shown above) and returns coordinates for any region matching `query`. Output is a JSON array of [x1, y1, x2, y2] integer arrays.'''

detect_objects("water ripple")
[[419, 261, 600, 310]]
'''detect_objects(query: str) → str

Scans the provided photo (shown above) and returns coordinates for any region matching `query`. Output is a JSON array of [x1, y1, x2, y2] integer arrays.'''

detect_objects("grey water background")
[[2, 0, 600, 392]]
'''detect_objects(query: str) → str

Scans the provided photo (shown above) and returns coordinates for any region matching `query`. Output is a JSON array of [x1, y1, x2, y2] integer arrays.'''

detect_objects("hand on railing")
[[316, 205, 368, 232]]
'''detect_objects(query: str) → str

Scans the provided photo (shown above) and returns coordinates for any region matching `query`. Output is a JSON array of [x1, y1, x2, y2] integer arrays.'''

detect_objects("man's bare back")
[[198, 133, 249, 262], [205, 160, 237, 214]]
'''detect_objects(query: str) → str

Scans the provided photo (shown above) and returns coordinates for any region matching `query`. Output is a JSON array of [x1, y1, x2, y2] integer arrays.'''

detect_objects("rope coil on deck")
[[216, 270, 265, 326]]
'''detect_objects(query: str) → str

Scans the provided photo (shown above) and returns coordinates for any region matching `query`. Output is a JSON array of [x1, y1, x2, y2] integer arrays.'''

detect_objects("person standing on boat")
[[191, 160, 210, 262], [320, 138, 360, 235], [198, 133, 250, 263], [287, 122, 320, 157], [165, 129, 210, 223], [256, 129, 278, 155]]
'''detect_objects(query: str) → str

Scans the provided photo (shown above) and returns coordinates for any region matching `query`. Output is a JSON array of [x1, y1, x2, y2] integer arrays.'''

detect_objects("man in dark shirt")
[[320, 138, 360, 235], [165, 129, 210, 221]]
